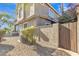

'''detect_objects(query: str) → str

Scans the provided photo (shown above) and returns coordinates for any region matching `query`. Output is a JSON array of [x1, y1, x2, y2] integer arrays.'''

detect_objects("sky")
[[0, 3, 69, 19], [0, 3, 69, 28], [50, 3, 69, 17], [0, 3, 16, 28], [51, 3, 68, 13], [0, 3, 16, 18]]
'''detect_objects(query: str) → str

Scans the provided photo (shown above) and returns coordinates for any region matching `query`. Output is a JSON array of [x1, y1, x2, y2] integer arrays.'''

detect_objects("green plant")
[[0, 29, 6, 36], [21, 26, 36, 45], [0, 12, 15, 33], [0, 29, 6, 40]]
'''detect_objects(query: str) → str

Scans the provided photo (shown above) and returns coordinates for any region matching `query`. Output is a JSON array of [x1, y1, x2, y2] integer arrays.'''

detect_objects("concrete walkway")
[[0, 36, 78, 56]]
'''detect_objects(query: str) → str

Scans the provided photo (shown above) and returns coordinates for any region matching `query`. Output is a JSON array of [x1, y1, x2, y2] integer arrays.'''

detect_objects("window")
[[18, 7, 22, 19], [30, 4, 34, 16], [24, 23, 27, 28]]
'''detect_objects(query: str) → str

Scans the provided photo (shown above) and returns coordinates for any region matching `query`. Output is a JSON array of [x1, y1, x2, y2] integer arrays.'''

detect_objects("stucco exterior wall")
[[76, 6, 79, 53], [36, 18, 51, 26], [34, 23, 59, 48], [26, 18, 37, 27], [23, 3, 49, 18], [17, 4, 24, 21], [26, 17, 51, 27], [24, 3, 35, 18], [35, 3, 49, 17]]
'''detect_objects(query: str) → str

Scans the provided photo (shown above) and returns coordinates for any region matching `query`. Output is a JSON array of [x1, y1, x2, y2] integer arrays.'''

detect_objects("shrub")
[[0, 29, 6, 40], [21, 26, 36, 45], [0, 29, 6, 36]]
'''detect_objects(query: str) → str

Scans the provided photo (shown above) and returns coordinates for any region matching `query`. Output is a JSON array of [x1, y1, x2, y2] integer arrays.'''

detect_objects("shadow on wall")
[[0, 44, 14, 56], [33, 43, 71, 56], [59, 24, 71, 50], [36, 29, 49, 42]]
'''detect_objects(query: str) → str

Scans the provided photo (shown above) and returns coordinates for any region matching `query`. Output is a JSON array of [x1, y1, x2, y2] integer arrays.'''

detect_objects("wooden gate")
[[59, 22, 77, 52]]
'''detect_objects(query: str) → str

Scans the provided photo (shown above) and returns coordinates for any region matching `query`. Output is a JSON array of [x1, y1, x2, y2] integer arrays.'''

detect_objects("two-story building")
[[15, 3, 60, 31]]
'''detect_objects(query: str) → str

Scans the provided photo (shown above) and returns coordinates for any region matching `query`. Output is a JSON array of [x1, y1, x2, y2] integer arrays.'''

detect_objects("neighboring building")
[[16, 3, 59, 31]]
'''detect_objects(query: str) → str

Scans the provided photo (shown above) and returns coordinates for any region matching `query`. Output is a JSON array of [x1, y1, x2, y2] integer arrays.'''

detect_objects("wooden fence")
[[59, 22, 77, 52]]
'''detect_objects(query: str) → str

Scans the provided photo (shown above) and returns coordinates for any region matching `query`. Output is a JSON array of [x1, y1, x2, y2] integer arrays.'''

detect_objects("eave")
[[16, 15, 36, 25], [16, 15, 56, 25]]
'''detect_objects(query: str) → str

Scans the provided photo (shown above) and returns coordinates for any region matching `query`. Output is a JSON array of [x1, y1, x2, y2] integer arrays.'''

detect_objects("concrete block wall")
[[34, 23, 59, 48]]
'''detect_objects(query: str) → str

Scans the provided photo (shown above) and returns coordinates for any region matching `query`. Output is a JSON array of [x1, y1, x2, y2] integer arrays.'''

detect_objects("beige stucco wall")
[[26, 17, 51, 27], [23, 3, 49, 18], [34, 23, 59, 48], [76, 6, 79, 53], [24, 3, 35, 18], [17, 4, 24, 22], [26, 18, 37, 27], [35, 3, 49, 17], [36, 18, 51, 26]]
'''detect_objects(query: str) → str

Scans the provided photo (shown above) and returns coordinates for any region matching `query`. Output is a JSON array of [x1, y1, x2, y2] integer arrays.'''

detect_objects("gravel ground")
[[0, 37, 78, 56], [0, 37, 38, 56]]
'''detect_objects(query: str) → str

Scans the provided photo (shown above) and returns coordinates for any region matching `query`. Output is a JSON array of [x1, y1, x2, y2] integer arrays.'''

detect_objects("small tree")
[[0, 13, 14, 32], [21, 26, 36, 45], [0, 13, 14, 41]]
